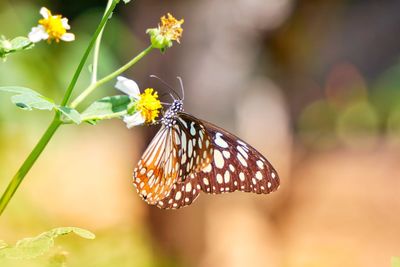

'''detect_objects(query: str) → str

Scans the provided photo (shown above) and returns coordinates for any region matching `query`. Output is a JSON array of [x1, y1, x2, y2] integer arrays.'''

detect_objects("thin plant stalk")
[[0, 1, 118, 216], [70, 45, 154, 109], [0, 119, 61, 215], [60, 0, 118, 106], [91, 0, 114, 84]]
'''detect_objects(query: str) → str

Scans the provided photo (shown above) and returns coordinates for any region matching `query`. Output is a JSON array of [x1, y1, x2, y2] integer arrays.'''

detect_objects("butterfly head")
[[149, 75, 185, 128], [162, 99, 184, 128]]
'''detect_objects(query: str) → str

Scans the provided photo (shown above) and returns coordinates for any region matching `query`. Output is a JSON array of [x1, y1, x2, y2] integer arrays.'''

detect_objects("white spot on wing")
[[256, 160, 264, 169], [188, 140, 193, 158], [224, 171, 230, 183], [203, 164, 212, 173], [185, 183, 192, 192], [217, 174, 223, 184], [237, 153, 248, 167], [237, 145, 248, 159], [215, 132, 228, 148], [190, 123, 196, 136], [229, 164, 235, 172], [222, 150, 230, 159], [237, 140, 248, 149], [214, 150, 225, 169]]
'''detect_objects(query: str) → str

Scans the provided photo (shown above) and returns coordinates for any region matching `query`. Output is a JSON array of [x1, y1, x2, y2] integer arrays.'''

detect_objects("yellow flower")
[[136, 88, 162, 124], [115, 76, 162, 127], [159, 13, 184, 43], [147, 13, 184, 52], [28, 7, 75, 43]]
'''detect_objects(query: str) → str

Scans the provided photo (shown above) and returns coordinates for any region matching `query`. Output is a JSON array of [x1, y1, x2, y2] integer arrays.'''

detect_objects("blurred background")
[[1, 0, 400, 266]]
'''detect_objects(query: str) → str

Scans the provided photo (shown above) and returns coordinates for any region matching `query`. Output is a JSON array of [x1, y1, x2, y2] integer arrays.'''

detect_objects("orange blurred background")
[[1, 0, 400, 266]]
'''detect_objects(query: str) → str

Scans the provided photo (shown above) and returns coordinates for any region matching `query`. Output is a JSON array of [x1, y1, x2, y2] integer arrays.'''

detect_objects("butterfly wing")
[[133, 115, 213, 205], [197, 116, 280, 195], [156, 172, 202, 209], [155, 113, 279, 209], [133, 126, 178, 204]]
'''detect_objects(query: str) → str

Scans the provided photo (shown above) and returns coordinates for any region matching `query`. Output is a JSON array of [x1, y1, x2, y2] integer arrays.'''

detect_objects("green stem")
[[0, 1, 119, 216], [0, 118, 62, 215], [70, 45, 154, 109], [91, 0, 114, 84], [81, 110, 128, 123], [60, 0, 118, 106]]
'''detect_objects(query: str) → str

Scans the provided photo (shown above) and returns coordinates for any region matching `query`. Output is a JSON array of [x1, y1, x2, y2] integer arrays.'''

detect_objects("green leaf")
[[11, 94, 55, 111], [0, 227, 95, 260], [0, 86, 41, 95], [81, 95, 131, 124], [0, 86, 56, 111], [10, 37, 33, 51], [57, 106, 82, 124], [0, 36, 33, 60], [392, 257, 400, 267]]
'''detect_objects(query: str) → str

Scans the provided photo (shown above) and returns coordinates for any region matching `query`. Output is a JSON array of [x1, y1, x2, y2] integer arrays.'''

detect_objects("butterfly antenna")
[[159, 93, 175, 104], [176, 76, 185, 100], [150, 75, 181, 100]]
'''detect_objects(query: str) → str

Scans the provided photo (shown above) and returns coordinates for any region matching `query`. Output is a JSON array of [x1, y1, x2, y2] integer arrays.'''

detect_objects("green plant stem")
[[70, 45, 154, 109], [0, 118, 62, 215], [60, 0, 118, 106], [81, 110, 128, 123], [0, 1, 119, 216], [91, 0, 114, 84]]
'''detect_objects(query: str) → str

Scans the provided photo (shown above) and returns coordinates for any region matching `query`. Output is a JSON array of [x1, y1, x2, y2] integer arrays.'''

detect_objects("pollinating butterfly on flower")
[[122, 76, 280, 209], [115, 76, 162, 128], [28, 7, 75, 43]]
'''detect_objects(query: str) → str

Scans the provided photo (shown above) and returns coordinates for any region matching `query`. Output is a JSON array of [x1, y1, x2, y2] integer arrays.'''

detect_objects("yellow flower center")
[[39, 10, 66, 42], [136, 88, 162, 124], [159, 13, 184, 43]]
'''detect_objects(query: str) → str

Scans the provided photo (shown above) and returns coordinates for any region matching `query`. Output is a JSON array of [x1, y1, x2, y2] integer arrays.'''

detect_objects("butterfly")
[[132, 77, 280, 209]]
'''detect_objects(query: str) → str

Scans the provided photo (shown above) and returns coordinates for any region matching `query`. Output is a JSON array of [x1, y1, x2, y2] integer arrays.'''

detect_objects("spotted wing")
[[156, 172, 202, 209], [133, 116, 212, 205], [197, 117, 280, 195], [155, 113, 279, 209], [133, 126, 178, 204]]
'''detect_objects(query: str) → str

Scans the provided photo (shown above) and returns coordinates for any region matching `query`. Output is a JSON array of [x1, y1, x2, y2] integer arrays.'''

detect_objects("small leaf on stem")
[[0, 227, 95, 260]]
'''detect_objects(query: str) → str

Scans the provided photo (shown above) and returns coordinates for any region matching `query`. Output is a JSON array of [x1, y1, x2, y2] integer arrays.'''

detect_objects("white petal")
[[123, 112, 145, 128], [40, 7, 50, 18], [28, 26, 49, 43], [115, 76, 140, 98], [61, 18, 71, 30], [60, 33, 75, 42]]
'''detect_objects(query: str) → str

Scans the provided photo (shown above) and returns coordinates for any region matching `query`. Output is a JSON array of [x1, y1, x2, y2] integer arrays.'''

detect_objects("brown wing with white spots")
[[133, 115, 213, 206], [194, 117, 280, 195], [156, 172, 202, 209], [174, 115, 214, 180], [155, 113, 280, 209]]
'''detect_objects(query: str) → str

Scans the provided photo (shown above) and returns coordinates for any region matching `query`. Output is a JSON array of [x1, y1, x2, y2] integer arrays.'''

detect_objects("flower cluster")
[[29, 7, 75, 43], [147, 13, 184, 52], [115, 76, 162, 128]]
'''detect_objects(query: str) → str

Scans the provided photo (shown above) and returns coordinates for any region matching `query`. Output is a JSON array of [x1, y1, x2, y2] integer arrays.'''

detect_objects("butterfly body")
[[133, 98, 280, 209]]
